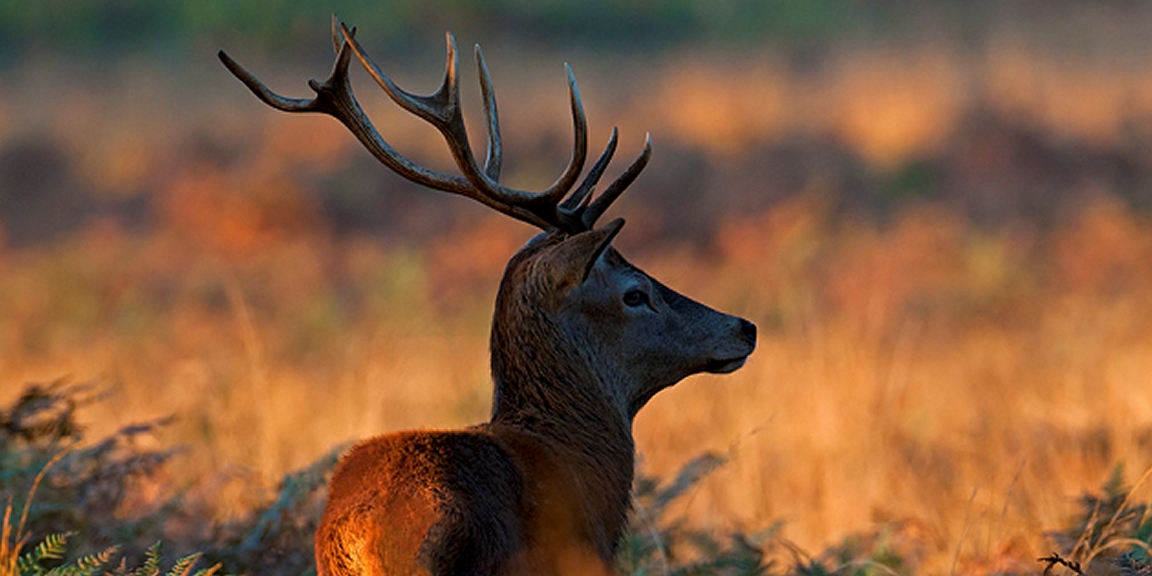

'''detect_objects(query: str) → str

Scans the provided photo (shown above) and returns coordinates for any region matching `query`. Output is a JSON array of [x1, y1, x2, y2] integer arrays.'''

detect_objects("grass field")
[[3, 13, 1152, 574]]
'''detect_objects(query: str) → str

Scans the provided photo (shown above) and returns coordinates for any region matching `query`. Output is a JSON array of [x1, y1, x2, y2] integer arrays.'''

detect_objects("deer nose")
[[739, 319, 757, 345]]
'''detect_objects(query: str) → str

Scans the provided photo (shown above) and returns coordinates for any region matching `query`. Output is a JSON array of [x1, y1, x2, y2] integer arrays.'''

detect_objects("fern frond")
[[34, 544, 115, 576], [165, 553, 201, 576], [15, 555, 42, 576], [17, 549, 43, 575], [43, 565, 82, 576], [31, 533, 70, 562], [43, 564, 80, 576], [106, 557, 129, 576], [189, 563, 222, 576], [17, 532, 72, 575], [132, 541, 163, 576], [73, 546, 117, 572]]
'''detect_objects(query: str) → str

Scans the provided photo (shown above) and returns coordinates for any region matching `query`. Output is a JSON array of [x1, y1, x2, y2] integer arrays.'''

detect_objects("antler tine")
[[532, 64, 589, 206], [341, 26, 460, 127], [218, 50, 317, 113], [581, 133, 652, 230], [475, 44, 502, 181], [330, 15, 342, 55], [554, 128, 617, 233], [560, 128, 618, 211]]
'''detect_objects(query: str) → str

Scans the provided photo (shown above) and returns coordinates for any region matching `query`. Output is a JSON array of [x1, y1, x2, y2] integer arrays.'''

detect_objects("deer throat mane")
[[489, 295, 622, 427]]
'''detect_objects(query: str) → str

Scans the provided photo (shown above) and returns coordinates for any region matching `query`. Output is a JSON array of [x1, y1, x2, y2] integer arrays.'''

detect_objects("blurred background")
[[3, 1, 1152, 573]]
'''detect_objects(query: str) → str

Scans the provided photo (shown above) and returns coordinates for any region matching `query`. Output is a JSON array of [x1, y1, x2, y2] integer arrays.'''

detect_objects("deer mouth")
[[705, 356, 748, 374]]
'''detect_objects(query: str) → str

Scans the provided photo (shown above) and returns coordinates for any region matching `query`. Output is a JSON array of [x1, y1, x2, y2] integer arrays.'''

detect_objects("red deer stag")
[[219, 21, 756, 576]]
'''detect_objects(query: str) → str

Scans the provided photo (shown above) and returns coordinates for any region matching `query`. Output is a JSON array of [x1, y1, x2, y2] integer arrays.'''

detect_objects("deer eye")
[[623, 289, 649, 308]]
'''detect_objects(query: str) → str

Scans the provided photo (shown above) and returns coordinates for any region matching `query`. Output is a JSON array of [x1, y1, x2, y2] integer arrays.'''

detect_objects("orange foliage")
[[715, 194, 828, 270], [823, 207, 968, 332], [1051, 198, 1152, 296], [828, 49, 965, 167], [158, 162, 327, 259], [655, 57, 790, 155], [263, 115, 352, 173], [426, 215, 529, 306]]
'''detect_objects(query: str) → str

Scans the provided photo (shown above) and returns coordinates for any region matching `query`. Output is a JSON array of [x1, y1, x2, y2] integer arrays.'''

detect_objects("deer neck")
[[488, 302, 636, 556], [489, 313, 634, 460], [487, 246, 635, 455]]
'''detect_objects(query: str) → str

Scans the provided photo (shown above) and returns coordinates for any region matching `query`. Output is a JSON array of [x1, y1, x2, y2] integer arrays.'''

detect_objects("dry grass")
[[626, 195, 1152, 571], [3, 32, 1152, 574]]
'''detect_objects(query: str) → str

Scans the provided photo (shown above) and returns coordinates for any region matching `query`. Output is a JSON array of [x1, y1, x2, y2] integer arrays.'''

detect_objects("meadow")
[[3, 6, 1152, 574]]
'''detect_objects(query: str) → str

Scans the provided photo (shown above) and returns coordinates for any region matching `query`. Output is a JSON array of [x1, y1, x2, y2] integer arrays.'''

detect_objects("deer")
[[219, 20, 756, 576]]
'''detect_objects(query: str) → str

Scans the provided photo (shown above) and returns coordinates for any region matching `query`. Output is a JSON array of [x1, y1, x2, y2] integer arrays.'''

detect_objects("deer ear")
[[542, 218, 625, 292]]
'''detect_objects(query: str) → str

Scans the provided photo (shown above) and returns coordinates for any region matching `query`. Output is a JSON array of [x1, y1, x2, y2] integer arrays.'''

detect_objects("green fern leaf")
[[134, 541, 163, 576], [189, 564, 222, 576], [166, 553, 202, 576], [43, 564, 82, 576], [34, 532, 70, 562], [17, 552, 46, 576], [18, 532, 72, 575], [39, 546, 116, 576]]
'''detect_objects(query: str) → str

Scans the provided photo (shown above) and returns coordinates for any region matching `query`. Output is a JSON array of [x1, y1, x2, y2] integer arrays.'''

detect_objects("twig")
[[1038, 553, 1084, 576]]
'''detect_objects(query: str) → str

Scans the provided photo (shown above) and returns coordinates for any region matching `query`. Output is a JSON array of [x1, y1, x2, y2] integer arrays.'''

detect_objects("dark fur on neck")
[[487, 233, 635, 559]]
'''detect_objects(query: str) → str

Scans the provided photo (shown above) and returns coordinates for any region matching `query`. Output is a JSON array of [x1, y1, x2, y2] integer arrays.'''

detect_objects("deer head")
[[490, 228, 756, 429]]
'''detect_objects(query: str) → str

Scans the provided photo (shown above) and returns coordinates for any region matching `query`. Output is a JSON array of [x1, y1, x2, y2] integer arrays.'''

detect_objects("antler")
[[217, 19, 650, 234]]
